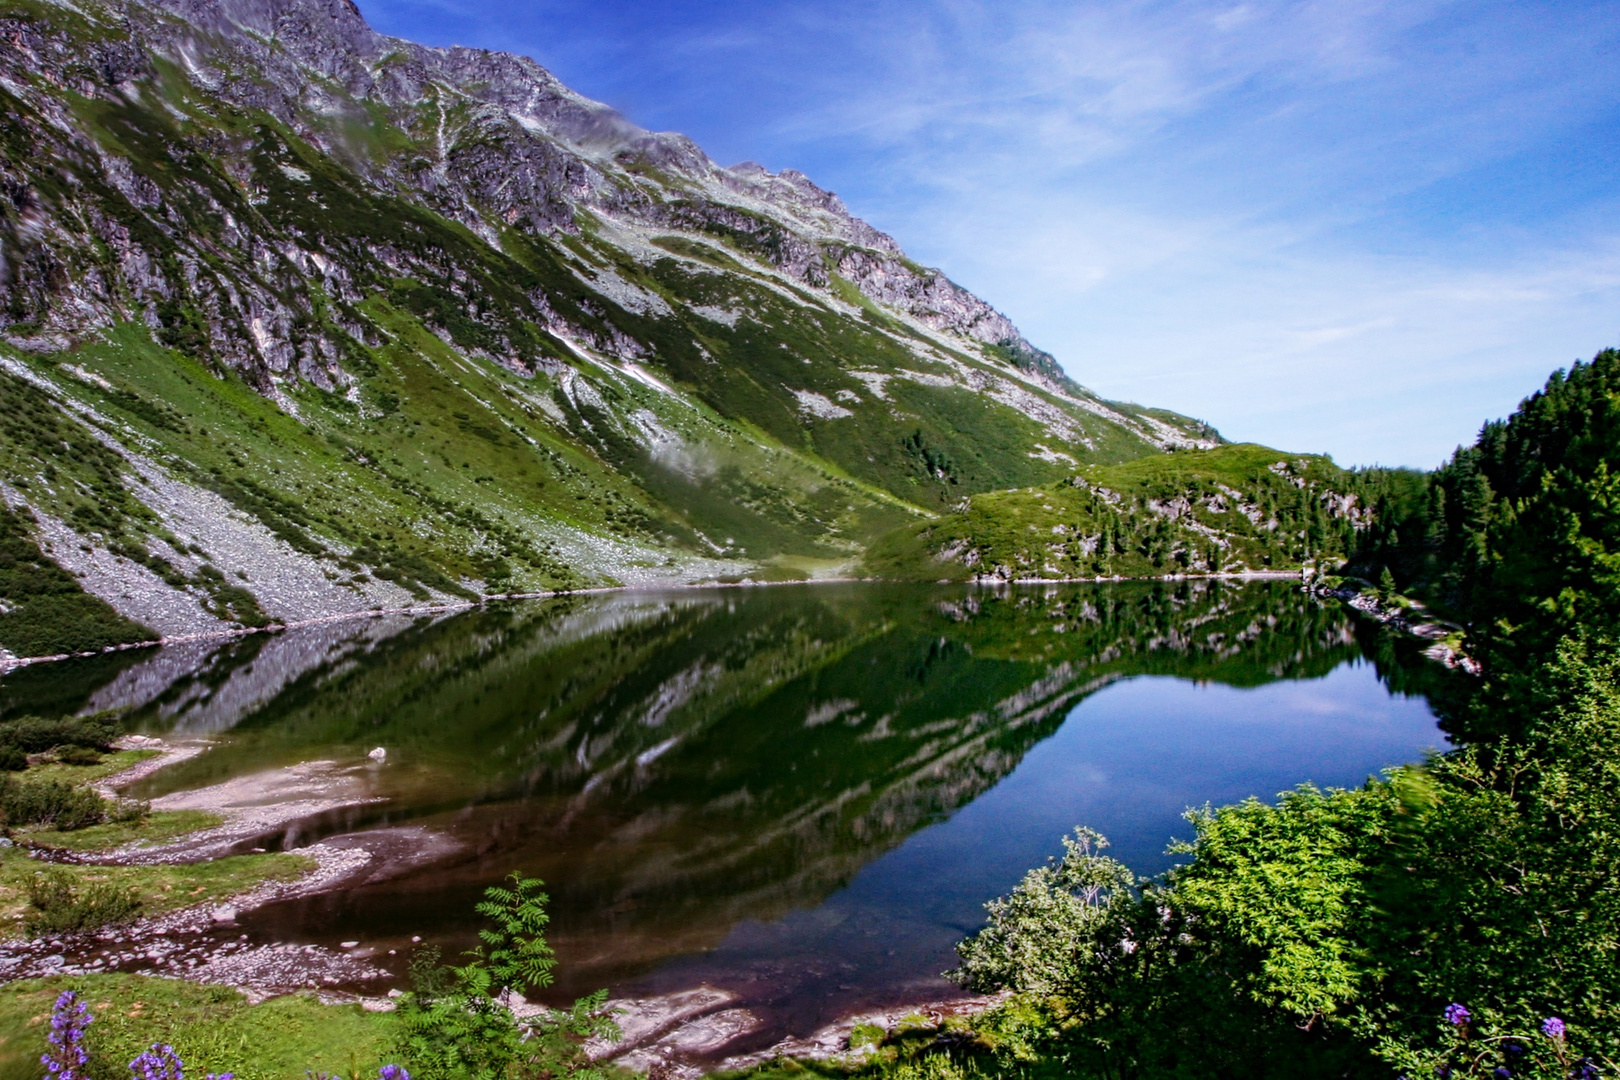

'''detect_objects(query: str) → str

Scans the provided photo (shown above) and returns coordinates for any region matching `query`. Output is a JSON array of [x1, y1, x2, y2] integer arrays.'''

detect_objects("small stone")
[[368, 747, 386, 761], [341, 941, 359, 948], [411, 935, 421, 943]]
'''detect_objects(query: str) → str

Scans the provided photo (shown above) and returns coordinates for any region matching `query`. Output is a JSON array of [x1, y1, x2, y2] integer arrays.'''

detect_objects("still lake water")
[[1, 581, 1445, 1041]]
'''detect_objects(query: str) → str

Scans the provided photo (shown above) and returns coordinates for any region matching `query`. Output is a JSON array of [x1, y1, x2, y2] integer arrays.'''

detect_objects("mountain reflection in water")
[[1, 581, 1446, 1037]]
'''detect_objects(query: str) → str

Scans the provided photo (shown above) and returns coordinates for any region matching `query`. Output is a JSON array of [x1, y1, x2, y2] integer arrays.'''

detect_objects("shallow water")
[[2, 580, 1448, 1046]]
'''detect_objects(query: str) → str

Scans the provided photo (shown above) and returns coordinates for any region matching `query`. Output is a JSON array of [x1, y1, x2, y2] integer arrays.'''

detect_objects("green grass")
[[0, 501, 152, 658], [0, 848, 315, 937], [15, 810, 223, 853], [25, 749, 160, 787], [863, 444, 1366, 581], [0, 975, 396, 1080]]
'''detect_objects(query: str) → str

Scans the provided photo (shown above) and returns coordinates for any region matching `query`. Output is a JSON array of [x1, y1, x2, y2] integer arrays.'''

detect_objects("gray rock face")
[[1, 0, 1062, 384]]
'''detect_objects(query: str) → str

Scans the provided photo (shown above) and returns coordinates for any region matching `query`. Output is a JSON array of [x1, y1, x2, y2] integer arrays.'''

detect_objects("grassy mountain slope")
[[0, 0, 1235, 656], [863, 443, 1372, 581]]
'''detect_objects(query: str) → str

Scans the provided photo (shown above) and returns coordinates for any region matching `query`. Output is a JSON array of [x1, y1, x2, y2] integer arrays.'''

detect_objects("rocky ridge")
[[0, 0, 1221, 658]]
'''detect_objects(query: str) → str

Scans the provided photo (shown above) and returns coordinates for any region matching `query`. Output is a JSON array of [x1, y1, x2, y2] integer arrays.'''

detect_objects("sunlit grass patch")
[[26, 749, 160, 787], [16, 810, 223, 854], [0, 974, 396, 1080]]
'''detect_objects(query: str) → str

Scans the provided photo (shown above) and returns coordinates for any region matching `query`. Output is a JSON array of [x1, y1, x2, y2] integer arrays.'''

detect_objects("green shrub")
[[0, 776, 107, 830], [0, 746, 26, 771], [52, 745, 101, 766], [24, 866, 142, 936], [0, 713, 118, 753]]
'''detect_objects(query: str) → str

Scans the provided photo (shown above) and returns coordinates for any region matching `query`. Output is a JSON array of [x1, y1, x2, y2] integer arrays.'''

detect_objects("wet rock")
[[615, 1008, 761, 1074], [577, 987, 738, 1059]]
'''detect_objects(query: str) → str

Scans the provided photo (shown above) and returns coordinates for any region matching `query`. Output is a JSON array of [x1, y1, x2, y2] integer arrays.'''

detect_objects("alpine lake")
[[0, 580, 1454, 1050]]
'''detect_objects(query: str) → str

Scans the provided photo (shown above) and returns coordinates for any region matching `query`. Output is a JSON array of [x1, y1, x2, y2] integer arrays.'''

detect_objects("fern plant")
[[394, 874, 619, 1080]]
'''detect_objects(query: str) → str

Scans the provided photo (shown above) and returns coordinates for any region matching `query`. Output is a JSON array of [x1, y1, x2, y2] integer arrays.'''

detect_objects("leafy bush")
[[0, 746, 26, 771], [25, 867, 142, 936], [0, 712, 119, 754], [53, 745, 102, 766], [945, 640, 1620, 1077], [0, 776, 109, 830]]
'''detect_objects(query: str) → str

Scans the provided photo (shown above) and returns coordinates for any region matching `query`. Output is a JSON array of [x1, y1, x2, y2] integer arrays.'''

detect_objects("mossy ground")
[[0, 974, 395, 1080]]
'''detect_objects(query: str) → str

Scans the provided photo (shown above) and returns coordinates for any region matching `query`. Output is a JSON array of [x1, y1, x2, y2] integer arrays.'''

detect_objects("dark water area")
[[1, 580, 1451, 1045]]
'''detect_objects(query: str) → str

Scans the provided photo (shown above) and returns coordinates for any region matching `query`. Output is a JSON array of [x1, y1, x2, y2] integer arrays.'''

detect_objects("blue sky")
[[360, 0, 1620, 467]]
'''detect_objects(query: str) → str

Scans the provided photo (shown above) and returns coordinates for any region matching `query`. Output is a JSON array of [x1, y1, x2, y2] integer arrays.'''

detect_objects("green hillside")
[[863, 443, 1371, 581], [0, 0, 1237, 657]]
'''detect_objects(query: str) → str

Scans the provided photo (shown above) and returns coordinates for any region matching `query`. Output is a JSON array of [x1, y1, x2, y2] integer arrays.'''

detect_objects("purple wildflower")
[[1543, 1017, 1567, 1039], [1494, 1069, 1512, 1079], [41, 991, 93, 1080], [1444, 1003, 1471, 1027], [129, 1044, 184, 1080], [377, 1067, 410, 1080]]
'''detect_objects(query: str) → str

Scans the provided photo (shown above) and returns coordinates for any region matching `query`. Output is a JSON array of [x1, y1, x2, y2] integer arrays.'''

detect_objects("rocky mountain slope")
[[0, 0, 1233, 657]]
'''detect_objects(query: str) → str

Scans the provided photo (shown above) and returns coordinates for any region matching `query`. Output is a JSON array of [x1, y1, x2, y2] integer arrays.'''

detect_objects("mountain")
[[1, 0, 1234, 658]]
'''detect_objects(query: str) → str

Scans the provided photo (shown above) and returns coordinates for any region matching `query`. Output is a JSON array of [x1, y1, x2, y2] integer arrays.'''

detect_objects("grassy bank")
[[14, 809, 223, 853], [0, 722, 300, 938], [0, 847, 314, 936], [0, 974, 395, 1080]]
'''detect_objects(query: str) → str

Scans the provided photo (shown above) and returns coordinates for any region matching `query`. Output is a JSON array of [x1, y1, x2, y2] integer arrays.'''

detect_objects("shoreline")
[[0, 739, 1003, 1073], [0, 573, 1451, 1074], [0, 568, 1311, 672], [1314, 580, 1482, 674]]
